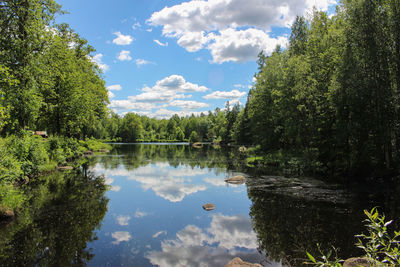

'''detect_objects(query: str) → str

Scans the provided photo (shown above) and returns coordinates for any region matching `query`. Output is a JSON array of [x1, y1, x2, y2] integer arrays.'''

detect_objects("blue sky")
[[56, 0, 337, 119]]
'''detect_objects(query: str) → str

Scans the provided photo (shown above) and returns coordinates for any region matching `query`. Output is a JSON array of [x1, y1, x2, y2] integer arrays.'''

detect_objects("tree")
[[0, 0, 62, 131], [119, 113, 143, 142]]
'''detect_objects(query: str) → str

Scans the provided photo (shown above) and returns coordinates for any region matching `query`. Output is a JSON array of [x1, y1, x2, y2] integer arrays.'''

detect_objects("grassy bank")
[[0, 131, 111, 219]]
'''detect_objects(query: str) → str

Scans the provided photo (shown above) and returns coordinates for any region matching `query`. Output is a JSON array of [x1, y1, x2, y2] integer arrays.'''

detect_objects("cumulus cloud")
[[169, 100, 209, 110], [208, 28, 288, 63], [117, 50, 132, 61], [148, 0, 337, 63], [116, 215, 131, 226], [146, 214, 265, 266], [124, 165, 208, 202], [112, 231, 132, 244], [91, 54, 109, 72], [113, 31, 134, 45], [108, 75, 211, 118], [203, 89, 246, 99], [136, 59, 154, 67], [154, 39, 168, 46], [109, 100, 157, 111], [107, 84, 122, 91]]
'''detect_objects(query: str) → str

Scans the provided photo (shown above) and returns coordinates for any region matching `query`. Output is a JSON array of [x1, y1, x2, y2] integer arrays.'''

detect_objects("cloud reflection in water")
[[146, 214, 279, 267]]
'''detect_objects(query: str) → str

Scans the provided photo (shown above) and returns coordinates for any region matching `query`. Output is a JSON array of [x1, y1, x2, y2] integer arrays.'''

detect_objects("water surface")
[[1, 143, 399, 266]]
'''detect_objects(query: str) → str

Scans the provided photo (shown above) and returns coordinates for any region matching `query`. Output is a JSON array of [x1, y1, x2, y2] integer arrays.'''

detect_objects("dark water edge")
[[1, 143, 399, 266]]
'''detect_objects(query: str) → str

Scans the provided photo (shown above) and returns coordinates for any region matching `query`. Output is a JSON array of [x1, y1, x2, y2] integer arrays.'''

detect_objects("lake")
[[1, 143, 399, 266]]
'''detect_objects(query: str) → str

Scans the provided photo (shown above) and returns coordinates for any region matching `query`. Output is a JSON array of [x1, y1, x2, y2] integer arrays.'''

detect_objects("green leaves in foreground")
[[355, 208, 400, 265], [305, 208, 400, 266]]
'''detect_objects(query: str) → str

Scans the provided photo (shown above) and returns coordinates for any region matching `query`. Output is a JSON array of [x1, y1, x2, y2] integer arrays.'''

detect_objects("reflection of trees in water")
[[95, 144, 237, 175], [247, 179, 400, 266], [0, 169, 108, 266], [247, 186, 362, 266]]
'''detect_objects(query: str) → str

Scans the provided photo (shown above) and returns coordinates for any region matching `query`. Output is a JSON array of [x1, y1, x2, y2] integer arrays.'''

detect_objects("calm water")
[[1, 143, 400, 266]]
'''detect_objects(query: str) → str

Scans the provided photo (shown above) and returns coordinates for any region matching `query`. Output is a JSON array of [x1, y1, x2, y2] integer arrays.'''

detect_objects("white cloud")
[[112, 231, 131, 244], [117, 50, 132, 61], [134, 210, 148, 218], [111, 185, 121, 192], [148, 0, 336, 63], [146, 214, 265, 267], [177, 31, 212, 52], [91, 54, 109, 72], [108, 91, 115, 99], [109, 100, 157, 111], [113, 31, 134, 45], [169, 100, 209, 110], [203, 90, 246, 99], [136, 59, 154, 67], [154, 39, 168, 46], [116, 215, 131, 226], [107, 84, 122, 91], [153, 231, 167, 238], [132, 22, 141, 30], [226, 99, 242, 106], [208, 28, 288, 63], [105, 177, 114, 185], [109, 75, 210, 118], [126, 165, 208, 202]]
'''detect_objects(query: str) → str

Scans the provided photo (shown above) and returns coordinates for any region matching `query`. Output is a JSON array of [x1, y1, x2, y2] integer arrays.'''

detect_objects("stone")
[[202, 203, 215, 211], [343, 257, 372, 267], [56, 166, 73, 170], [225, 175, 246, 184], [0, 207, 15, 220], [97, 149, 110, 153], [225, 257, 262, 267], [192, 142, 203, 148]]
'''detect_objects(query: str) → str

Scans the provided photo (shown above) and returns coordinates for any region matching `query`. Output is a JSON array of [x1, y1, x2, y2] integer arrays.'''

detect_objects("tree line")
[[232, 0, 400, 176], [91, 103, 241, 143]]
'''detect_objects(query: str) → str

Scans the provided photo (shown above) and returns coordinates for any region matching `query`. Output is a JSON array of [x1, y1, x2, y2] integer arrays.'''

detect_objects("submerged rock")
[[343, 257, 372, 267], [202, 203, 215, 211], [225, 257, 262, 267], [225, 175, 246, 184]]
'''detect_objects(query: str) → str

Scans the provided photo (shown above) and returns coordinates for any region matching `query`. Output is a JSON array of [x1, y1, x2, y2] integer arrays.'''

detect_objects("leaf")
[[384, 220, 393, 227], [307, 252, 317, 263]]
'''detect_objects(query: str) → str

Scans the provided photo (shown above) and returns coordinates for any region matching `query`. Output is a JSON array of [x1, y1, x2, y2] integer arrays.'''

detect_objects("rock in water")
[[202, 203, 215, 211], [343, 258, 372, 267], [225, 175, 246, 184], [225, 257, 262, 267]]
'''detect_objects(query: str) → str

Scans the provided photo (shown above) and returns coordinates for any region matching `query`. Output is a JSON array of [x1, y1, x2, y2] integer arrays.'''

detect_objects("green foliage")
[[80, 138, 112, 152], [305, 209, 400, 266], [305, 246, 343, 267], [0, 182, 26, 212], [356, 208, 400, 265], [189, 131, 199, 143], [8, 132, 49, 176], [0, 138, 23, 183], [231, 0, 400, 176]]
